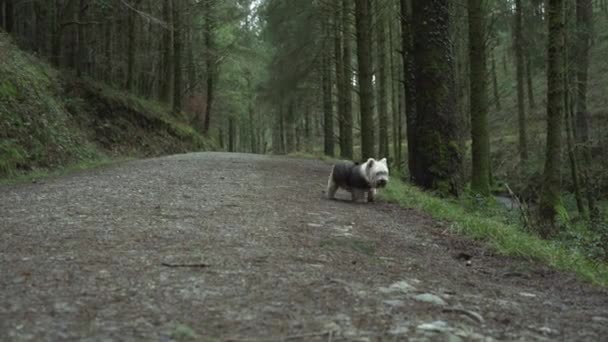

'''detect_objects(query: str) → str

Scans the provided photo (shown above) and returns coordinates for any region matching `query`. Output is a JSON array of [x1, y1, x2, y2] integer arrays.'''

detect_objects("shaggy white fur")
[[327, 157, 390, 203]]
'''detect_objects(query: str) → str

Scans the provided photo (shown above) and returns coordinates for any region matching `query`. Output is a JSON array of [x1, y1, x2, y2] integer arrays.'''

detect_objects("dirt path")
[[1, 153, 607, 341]]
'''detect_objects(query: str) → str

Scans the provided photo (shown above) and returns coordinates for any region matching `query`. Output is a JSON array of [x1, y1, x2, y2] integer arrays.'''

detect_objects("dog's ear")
[[366, 158, 375, 168], [379, 158, 387, 164]]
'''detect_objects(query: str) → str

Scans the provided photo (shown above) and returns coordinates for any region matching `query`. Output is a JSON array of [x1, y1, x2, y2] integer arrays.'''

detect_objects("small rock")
[[379, 281, 416, 294], [388, 322, 409, 335], [519, 292, 537, 298], [592, 316, 608, 323], [383, 300, 405, 307], [412, 293, 447, 306], [417, 320, 449, 333], [538, 326, 558, 335]]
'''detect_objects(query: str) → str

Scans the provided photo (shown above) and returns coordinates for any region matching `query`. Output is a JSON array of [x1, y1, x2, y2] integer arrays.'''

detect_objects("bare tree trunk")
[[75, 0, 87, 77], [126, 0, 142, 91], [355, 0, 374, 160], [334, 1, 346, 157], [515, 0, 528, 162], [340, 0, 353, 159], [400, 0, 417, 178], [469, 0, 491, 195], [411, 0, 463, 195], [172, 0, 182, 114], [575, 0, 598, 218], [158, 0, 173, 103], [203, 0, 215, 133], [389, 10, 400, 167], [491, 50, 501, 110], [376, 3, 389, 159], [525, 52, 535, 110], [539, 0, 565, 237]]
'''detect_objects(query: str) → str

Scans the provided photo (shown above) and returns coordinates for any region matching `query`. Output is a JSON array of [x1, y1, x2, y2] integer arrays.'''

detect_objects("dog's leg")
[[351, 189, 365, 203], [327, 172, 338, 200], [367, 188, 377, 202]]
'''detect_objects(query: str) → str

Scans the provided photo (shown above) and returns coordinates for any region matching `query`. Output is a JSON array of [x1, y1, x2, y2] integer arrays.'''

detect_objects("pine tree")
[[411, 0, 463, 195], [539, 0, 566, 237]]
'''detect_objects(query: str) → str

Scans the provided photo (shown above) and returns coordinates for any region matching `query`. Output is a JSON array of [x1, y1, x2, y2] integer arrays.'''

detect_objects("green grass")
[[381, 177, 608, 286]]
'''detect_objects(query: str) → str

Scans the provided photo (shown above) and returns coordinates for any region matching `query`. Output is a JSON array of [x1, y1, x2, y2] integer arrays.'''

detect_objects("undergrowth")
[[381, 175, 608, 287], [0, 33, 215, 181]]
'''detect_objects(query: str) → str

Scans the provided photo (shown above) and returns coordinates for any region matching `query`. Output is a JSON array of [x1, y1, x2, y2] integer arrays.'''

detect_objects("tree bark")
[[334, 2, 346, 158], [355, 0, 374, 160], [515, 0, 528, 162], [376, 4, 389, 159], [468, 0, 491, 196], [525, 52, 535, 110], [491, 51, 501, 110], [172, 0, 182, 114], [575, 0, 597, 218], [411, 0, 463, 195], [340, 0, 353, 159], [400, 0, 416, 179], [539, 0, 565, 237], [323, 18, 335, 157], [389, 10, 400, 167], [158, 0, 173, 104], [126, 0, 142, 91], [203, 0, 215, 134]]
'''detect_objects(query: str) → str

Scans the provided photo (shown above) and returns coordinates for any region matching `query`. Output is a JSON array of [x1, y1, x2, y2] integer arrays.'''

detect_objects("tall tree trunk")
[[228, 117, 236, 153], [566, 92, 586, 217], [400, 0, 416, 178], [389, 10, 400, 167], [323, 27, 334, 157], [3, 0, 13, 33], [355, 0, 375, 160], [491, 50, 501, 110], [334, 2, 346, 157], [103, 15, 113, 83], [564, 0, 586, 218], [76, 0, 87, 77], [158, 0, 173, 103], [286, 100, 296, 153], [539, 0, 565, 237], [172, 0, 182, 114], [376, 5, 389, 159], [468, 0, 491, 195], [126, 0, 142, 91], [203, 1, 215, 134], [305, 104, 313, 153], [515, 0, 528, 162], [575, 0, 597, 218], [411, 0, 462, 195], [51, 0, 63, 67], [525, 52, 535, 110], [340, 0, 353, 159]]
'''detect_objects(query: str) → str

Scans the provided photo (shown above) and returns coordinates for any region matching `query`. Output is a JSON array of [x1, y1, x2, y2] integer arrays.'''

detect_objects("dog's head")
[[363, 158, 389, 188]]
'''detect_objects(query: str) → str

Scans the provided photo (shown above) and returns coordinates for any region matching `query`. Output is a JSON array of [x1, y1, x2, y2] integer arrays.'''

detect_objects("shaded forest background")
[[1, 0, 608, 258]]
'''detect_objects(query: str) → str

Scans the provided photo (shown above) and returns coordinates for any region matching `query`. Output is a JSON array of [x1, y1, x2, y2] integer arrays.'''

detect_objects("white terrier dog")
[[327, 158, 389, 203]]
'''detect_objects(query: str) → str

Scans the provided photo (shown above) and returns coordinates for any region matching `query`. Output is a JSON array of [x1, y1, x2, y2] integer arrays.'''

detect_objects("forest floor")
[[1, 153, 607, 341]]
